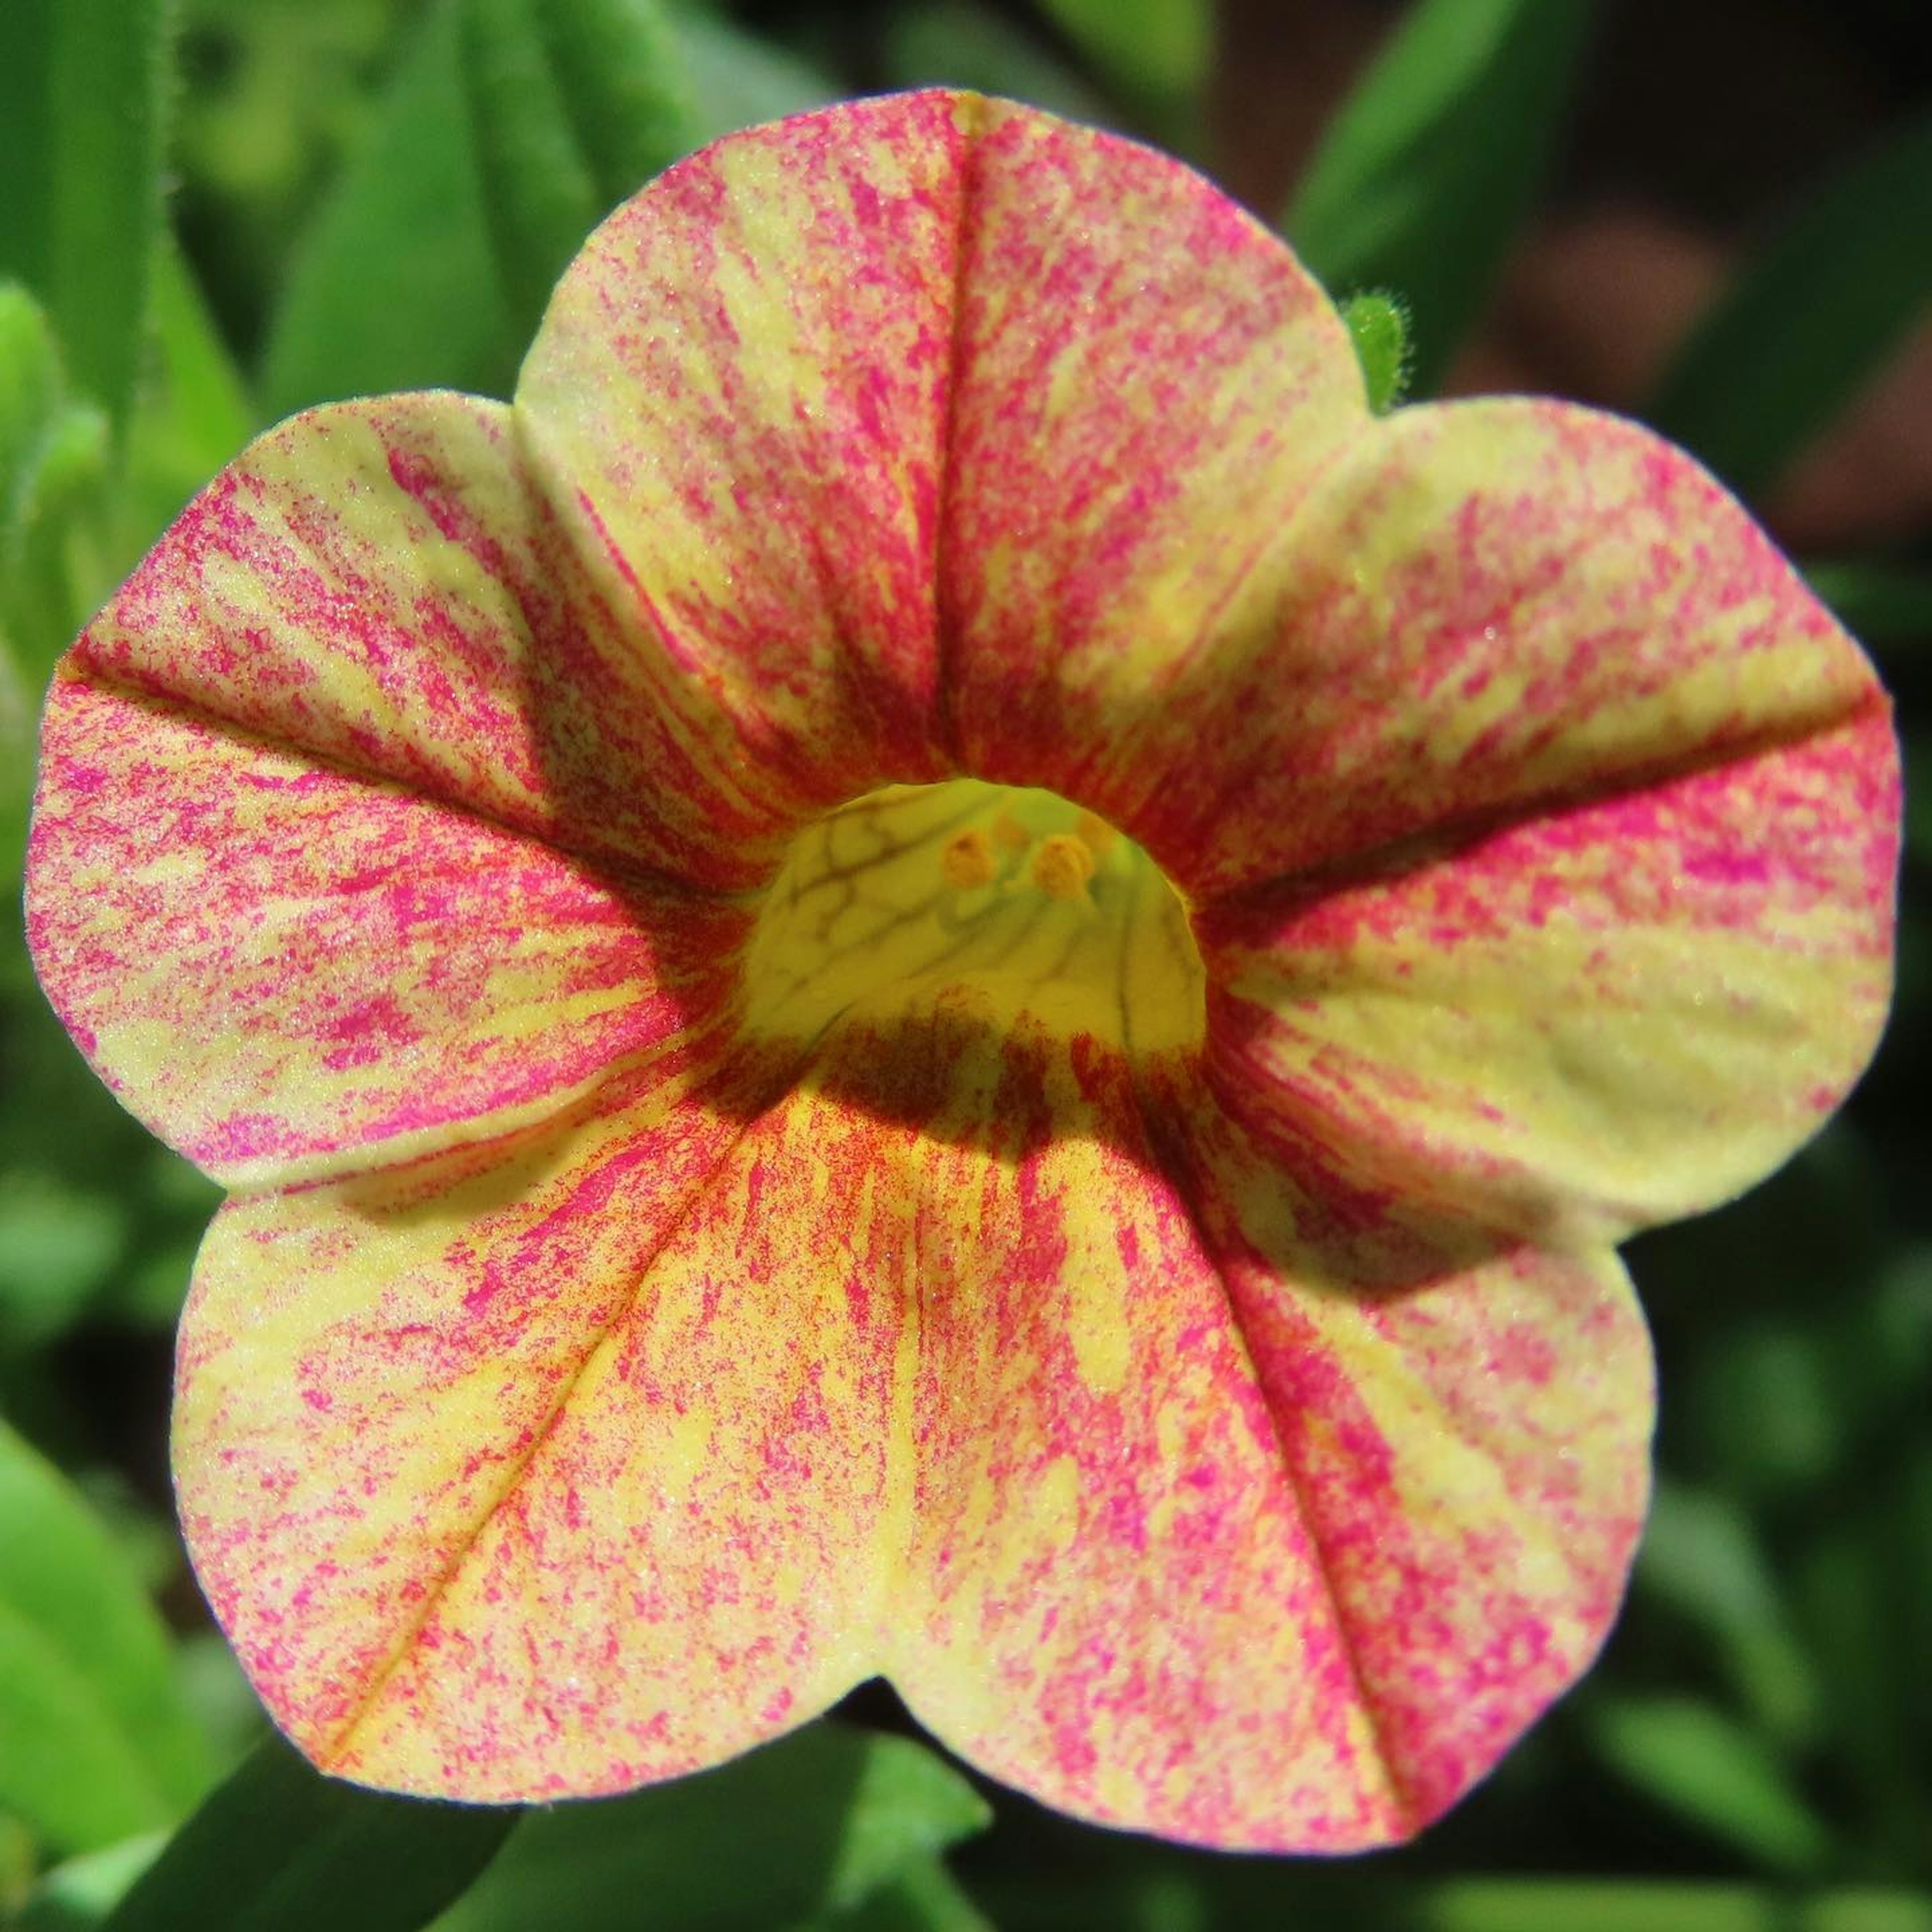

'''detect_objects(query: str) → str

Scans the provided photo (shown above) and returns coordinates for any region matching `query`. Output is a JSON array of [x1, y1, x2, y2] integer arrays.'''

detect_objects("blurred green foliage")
[[2, 0, 1928, 1926]]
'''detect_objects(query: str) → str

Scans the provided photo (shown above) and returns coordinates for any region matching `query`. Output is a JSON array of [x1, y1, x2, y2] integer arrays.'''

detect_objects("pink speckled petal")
[[28, 676, 742, 1186], [517, 90, 1366, 821], [64, 390, 782, 890], [939, 99, 1363, 809], [1121, 399, 1890, 899], [875, 1032, 1648, 1852], [176, 1043, 900, 1799], [515, 91, 971, 817], [1196, 700, 1899, 1241], [1158, 1075, 1652, 1842]]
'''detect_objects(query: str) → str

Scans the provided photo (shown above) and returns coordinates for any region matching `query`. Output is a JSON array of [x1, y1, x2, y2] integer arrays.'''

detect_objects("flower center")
[[741, 781, 1205, 1059]]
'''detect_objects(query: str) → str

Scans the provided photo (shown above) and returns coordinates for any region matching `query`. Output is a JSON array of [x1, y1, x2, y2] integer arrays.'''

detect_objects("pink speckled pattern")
[[22, 91, 1900, 1851], [517, 91, 970, 812]]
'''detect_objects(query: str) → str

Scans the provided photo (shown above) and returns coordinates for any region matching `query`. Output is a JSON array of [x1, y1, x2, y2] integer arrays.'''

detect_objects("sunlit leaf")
[[0, 1423, 213, 1855], [0, 0, 174, 431], [458, 0, 695, 344], [15, 1833, 166, 1932], [0, 282, 111, 685], [264, 5, 515, 411], [120, 239, 257, 553], [0, 618, 29, 897], [1649, 110, 1932, 499], [802, 1853, 994, 1931], [429, 1725, 990, 1932], [267, 0, 696, 412], [103, 1734, 517, 1932], [1286, 0, 1596, 396]]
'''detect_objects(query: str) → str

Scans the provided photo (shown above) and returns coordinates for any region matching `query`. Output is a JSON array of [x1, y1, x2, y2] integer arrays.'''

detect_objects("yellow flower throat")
[[743, 780, 1206, 1058]]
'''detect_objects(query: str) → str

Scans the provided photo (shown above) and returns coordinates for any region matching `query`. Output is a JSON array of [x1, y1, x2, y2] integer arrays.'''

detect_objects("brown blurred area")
[[1211, 0, 1932, 555]]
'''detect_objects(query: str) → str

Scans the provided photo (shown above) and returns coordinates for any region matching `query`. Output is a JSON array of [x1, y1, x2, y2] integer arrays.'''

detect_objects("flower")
[[24, 91, 1898, 1853]]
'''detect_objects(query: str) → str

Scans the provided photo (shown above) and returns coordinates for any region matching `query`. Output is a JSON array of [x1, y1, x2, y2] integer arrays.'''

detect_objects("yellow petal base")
[[742, 781, 1206, 1059]]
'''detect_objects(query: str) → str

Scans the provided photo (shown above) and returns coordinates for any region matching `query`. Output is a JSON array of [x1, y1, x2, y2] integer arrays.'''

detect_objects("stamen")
[[1030, 834, 1096, 902], [941, 827, 998, 889]]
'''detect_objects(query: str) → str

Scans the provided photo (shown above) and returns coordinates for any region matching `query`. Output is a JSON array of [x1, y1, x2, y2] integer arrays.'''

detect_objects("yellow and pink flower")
[[25, 92, 1899, 1851]]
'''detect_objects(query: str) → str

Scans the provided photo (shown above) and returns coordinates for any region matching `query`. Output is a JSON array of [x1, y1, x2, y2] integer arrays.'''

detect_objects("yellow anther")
[[991, 811, 1031, 854], [940, 827, 997, 889], [1030, 833, 1096, 901], [1073, 810, 1119, 858]]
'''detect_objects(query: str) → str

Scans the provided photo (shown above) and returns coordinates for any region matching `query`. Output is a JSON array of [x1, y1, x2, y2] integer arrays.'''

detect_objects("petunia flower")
[[25, 91, 1898, 1853]]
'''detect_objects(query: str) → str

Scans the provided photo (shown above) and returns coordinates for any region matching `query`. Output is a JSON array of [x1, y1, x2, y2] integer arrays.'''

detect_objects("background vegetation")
[[3, 1, 1928, 1925]]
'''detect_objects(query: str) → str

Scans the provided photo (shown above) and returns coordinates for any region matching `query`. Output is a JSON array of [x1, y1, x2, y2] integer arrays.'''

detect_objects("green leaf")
[[0, 1172, 131, 1354], [0, 610, 31, 894], [883, 2, 1112, 125], [1286, 0, 1596, 396], [526, 0, 695, 201], [1583, 1695, 1832, 1875], [267, 0, 696, 414], [1893, 1439, 1932, 1757], [799, 1853, 994, 1932], [430, 1724, 990, 1932], [0, 1422, 214, 1855], [0, 0, 175, 432], [1796, 1518, 1927, 1867], [1648, 110, 1932, 500], [1031, 0, 1212, 105], [1690, 1318, 1847, 1501], [264, 4, 516, 412], [1804, 559, 1932, 652], [1417, 1881, 1932, 1932], [1634, 1481, 1818, 1746], [16, 1833, 168, 1932], [458, 0, 696, 347], [675, 11, 840, 140], [120, 238, 257, 553], [0, 282, 112, 683], [103, 1734, 517, 1932]]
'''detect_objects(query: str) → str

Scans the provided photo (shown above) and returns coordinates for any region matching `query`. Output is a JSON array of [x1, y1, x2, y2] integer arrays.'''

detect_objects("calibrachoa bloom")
[[25, 92, 1899, 1852]]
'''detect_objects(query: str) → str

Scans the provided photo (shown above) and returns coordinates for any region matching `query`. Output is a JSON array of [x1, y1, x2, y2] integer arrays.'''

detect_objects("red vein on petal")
[[56, 665, 738, 909], [1125, 1067, 1420, 1838], [315, 1043, 810, 1770], [1198, 675, 1891, 928], [930, 95, 994, 772]]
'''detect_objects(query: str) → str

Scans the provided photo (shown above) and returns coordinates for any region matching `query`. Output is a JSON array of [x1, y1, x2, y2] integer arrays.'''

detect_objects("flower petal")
[[1120, 400, 1890, 898], [176, 1044, 900, 1800], [853, 1014, 1646, 1851], [517, 90, 1366, 822], [939, 100, 1362, 809], [66, 390, 776, 889], [28, 676, 741, 1185], [1197, 703, 1898, 1240], [516, 90, 971, 808], [1157, 1081, 1651, 1842]]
